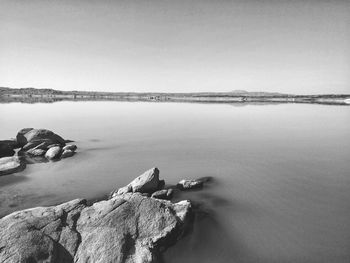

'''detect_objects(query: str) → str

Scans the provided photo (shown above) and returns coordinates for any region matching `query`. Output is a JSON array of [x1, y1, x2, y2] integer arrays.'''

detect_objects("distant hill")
[[0, 87, 349, 105]]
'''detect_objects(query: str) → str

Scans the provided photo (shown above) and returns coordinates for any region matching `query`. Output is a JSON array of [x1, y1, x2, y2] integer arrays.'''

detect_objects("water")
[[0, 101, 349, 263]]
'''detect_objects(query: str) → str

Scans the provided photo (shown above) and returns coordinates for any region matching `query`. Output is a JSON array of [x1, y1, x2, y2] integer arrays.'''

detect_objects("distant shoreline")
[[1, 87, 349, 105]]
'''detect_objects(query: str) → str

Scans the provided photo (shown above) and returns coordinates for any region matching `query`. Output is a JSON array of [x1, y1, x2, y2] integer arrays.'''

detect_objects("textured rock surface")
[[0, 193, 192, 263], [0, 156, 26, 176]]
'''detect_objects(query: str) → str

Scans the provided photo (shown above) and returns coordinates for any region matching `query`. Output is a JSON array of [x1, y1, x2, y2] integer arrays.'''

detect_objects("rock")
[[0, 156, 26, 176], [22, 141, 43, 151], [129, 167, 160, 193], [26, 148, 46, 157], [47, 144, 61, 149], [45, 146, 61, 160], [63, 144, 77, 152], [61, 149, 75, 159], [177, 179, 203, 190], [16, 128, 34, 147], [0, 140, 15, 158], [116, 185, 132, 195], [110, 168, 163, 197], [158, 179, 165, 190], [0, 193, 192, 263], [16, 128, 66, 148], [151, 189, 174, 200]]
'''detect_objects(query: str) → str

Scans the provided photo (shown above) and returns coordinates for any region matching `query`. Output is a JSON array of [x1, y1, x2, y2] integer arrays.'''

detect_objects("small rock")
[[47, 144, 60, 149], [177, 179, 203, 190], [63, 144, 77, 152], [22, 141, 42, 151], [129, 167, 160, 193], [0, 156, 26, 176], [26, 148, 46, 157], [45, 146, 61, 160], [61, 149, 75, 158], [151, 189, 173, 200]]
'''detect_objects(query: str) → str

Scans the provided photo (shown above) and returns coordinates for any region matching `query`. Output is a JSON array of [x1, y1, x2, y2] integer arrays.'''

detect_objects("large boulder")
[[0, 140, 16, 158], [0, 156, 26, 176], [16, 128, 66, 148], [0, 193, 192, 263]]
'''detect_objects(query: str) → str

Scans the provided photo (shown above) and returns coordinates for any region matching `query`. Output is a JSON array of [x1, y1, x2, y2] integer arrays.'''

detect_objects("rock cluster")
[[0, 128, 77, 176], [0, 168, 193, 263]]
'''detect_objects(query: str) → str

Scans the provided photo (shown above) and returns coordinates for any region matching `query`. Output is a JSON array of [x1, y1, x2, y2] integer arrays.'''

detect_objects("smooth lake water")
[[0, 101, 349, 263]]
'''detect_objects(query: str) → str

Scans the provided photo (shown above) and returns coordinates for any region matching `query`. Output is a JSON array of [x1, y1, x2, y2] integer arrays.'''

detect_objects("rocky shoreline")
[[0, 167, 207, 263]]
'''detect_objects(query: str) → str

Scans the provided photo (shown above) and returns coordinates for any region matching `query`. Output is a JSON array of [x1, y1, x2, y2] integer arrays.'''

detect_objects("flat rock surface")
[[0, 193, 192, 263]]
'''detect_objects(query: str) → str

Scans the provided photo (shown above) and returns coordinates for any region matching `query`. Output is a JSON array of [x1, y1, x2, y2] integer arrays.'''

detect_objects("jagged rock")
[[0, 193, 192, 263], [0, 140, 15, 158], [0, 156, 26, 176], [63, 144, 77, 152], [61, 149, 75, 159], [177, 179, 203, 190], [151, 189, 173, 200], [111, 168, 162, 197], [129, 167, 160, 193], [45, 146, 62, 160]]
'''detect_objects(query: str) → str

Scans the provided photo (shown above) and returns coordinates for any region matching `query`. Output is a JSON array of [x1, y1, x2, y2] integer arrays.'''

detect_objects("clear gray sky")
[[1, 0, 349, 94]]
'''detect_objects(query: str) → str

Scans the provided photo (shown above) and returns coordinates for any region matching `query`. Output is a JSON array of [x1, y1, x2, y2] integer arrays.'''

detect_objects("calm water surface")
[[0, 102, 349, 263]]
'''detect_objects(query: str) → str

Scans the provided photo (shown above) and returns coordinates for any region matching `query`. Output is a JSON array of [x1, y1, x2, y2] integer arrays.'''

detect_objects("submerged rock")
[[0, 193, 192, 263], [177, 179, 203, 190], [0, 156, 26, 176], [45, 146, 62, 160]]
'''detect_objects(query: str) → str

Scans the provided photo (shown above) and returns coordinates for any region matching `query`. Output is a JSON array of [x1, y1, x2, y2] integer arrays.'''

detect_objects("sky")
[[0, 0, 349, 94]]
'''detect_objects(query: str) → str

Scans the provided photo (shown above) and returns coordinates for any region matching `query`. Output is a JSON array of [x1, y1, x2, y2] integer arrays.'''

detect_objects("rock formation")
[[0, 128, 77, 176], [0, 168, 194, 263]]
